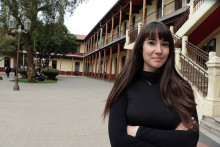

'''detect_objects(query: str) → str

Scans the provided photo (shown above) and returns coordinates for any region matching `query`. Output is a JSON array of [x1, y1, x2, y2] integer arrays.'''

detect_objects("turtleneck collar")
[[137, 70, 162, 85]]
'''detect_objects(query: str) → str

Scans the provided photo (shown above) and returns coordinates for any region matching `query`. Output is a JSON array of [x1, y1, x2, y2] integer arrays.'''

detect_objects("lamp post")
[[9, 16, 31, 91]]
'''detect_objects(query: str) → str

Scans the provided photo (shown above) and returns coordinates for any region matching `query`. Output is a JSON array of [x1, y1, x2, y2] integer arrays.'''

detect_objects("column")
[[109, 47, 113, 81], [204, 52, 220, 116], [103, 49, 106, 79], [116, 44, 120, 77]]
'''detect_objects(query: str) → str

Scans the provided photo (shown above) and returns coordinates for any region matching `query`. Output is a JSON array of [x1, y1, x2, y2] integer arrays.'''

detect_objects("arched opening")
[[4, 57, 10, 68], [52, 60, 57, 69]]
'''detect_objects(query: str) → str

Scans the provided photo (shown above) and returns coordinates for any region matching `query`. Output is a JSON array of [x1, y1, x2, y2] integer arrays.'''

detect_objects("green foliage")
[[42, 68, 59, 80], [0, 33, 17, 56], [18, 69, 28, 78], [32, 23, 78, 57], [60, 34, 78, 54], [0, 0, 87, 82], [0, 76, 3, 80]]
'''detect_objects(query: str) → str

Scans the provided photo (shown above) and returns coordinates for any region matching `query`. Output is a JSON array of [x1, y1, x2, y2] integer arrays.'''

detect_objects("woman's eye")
[[162, 43, 169, 46], [148, 41, 155, 45]]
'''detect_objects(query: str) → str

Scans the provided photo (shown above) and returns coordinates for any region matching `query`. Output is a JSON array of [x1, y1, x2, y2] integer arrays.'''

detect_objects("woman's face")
[[142, 35, 170, 72]]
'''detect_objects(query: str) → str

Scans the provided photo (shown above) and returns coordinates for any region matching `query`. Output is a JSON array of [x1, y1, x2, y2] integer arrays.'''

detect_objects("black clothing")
[[109, 71, 199, 147]]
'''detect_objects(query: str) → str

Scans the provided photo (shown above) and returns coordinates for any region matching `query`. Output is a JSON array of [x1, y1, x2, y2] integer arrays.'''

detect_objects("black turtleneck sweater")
[[108, 71, 199, 147]]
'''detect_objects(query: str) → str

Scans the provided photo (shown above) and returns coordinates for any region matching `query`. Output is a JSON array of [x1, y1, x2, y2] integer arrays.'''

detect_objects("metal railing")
[[174, 7, 190, 33], [180, 53, 208, 96], [194, 0, 205, 12], [186, 41, 209, 70]]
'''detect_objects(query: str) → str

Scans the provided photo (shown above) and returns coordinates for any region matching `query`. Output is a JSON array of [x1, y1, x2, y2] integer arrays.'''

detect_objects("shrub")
[[0, 76, 3, 80], [18, 69, 28, 78], [42, 68, 59, 80]]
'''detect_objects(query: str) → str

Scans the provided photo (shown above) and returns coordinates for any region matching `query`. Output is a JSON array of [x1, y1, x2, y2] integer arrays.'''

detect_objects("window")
[[52, 60, 57, 69], [202, 38, 216, 53]]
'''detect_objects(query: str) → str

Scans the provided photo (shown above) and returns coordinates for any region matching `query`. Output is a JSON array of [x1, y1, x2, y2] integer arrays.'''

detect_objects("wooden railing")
[[174, 7, 190, 33], [186, 41, 209, 70], [194, 0, 205, 12], [180, 53, 208, 96]]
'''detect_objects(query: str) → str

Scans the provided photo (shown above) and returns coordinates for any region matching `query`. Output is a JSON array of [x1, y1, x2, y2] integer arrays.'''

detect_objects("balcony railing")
[[180, 53, 208, 96], [119, 29, 126, 38], [112, 33, 119, 41], [194, 0, 205, 12], [174, 7, 190, 33], [173, 34, 182, 47], [186, 41, 209, 70], [130, 29, 138, 44]]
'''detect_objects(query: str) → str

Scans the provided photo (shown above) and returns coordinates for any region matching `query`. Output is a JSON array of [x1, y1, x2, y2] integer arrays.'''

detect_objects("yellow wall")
[[49, 58, 83, 72], [164, 0, 176, 16], [79, 42, 84, 53]]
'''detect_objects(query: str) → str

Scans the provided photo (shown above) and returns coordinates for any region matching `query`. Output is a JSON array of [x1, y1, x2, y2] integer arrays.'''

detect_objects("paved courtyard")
[[0, 73, 113, 147], [0, 73, 219, 147]]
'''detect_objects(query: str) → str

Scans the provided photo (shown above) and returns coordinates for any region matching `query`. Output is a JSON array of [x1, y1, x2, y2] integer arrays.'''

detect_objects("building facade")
[[82, 0, 220, 140]]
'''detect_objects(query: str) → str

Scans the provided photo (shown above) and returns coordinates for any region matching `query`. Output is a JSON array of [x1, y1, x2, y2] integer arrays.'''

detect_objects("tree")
[[0, 0, 86, 82], [32, 22, 78, 68], [60, 34, 78, 54], [0, 28, 17, 56]]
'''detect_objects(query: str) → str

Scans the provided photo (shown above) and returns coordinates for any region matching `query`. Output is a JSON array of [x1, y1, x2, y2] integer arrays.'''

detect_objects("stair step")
[[200, 118, 220, 139], [199, 127, 220, 147], [203, 116, 220, 128]]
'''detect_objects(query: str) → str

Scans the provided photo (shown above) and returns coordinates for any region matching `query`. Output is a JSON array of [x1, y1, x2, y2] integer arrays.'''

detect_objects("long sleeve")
[[108, 90, 157, 147], [136, 109, 199, 147]]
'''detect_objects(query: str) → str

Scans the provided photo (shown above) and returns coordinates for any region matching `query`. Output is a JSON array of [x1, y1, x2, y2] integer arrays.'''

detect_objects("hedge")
[[18, 69, 28, 78], [42, 68, 59, 80], [0, 76, 2, 80]]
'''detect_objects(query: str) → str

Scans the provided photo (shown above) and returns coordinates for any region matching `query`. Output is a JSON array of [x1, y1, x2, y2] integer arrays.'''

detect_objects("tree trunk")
[[25, 33, 36, 83]]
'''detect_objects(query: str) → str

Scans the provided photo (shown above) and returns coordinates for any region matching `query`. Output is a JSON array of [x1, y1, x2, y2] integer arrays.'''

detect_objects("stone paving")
[[0, 72, 218, 147], [0, 73, 113, 147]]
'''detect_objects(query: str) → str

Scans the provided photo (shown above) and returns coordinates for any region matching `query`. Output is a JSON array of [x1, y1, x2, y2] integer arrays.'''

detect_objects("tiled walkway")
[[0, 73, 215, 147], [0, 74, 112, 147]]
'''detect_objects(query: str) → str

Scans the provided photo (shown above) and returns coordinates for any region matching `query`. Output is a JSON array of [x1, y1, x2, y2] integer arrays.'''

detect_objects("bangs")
[[143, 22, 171, 42]]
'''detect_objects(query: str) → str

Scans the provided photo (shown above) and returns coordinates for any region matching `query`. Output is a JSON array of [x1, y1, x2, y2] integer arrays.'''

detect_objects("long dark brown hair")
[[103, 21, 197, 130]]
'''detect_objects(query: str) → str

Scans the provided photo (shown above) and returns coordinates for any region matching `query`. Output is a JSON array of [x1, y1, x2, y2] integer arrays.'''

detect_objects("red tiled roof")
[[68, 52, 84, 56], [74, 34, 86, 41]]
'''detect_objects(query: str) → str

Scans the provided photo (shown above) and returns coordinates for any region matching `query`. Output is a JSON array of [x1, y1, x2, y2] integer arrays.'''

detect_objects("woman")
[[103, 21, 199, 147]]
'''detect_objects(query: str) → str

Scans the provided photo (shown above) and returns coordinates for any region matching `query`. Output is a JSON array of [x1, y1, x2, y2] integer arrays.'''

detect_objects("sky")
[[64, 0, 118, 36]]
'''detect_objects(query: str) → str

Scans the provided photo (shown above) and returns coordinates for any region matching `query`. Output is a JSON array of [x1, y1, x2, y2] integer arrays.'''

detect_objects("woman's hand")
[[127, 125, 139, 137], [175, 117, 196, 131]]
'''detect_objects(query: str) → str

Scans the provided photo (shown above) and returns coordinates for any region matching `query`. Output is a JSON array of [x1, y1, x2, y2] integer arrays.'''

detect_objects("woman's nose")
[[155, 44, 162, 53]]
